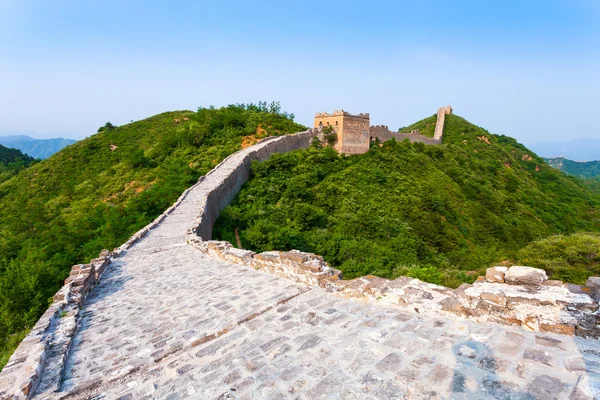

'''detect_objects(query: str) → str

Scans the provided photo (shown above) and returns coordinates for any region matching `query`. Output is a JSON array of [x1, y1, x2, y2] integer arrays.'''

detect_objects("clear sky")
[[1, 0, 599, 146]]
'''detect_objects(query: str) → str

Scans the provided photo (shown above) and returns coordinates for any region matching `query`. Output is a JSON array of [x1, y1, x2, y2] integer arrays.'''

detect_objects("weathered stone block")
[[281, 250, 313, 265], [506, 296, 542, 310], [254, 251, 282, 264], [439, 297, 462, 315], [485, 266, 507, 283], [586, 276, 600, 294], [504, 266, 547, 286], [542, 279, 563, 287], [480, 291, 507, 306], [540, 323, 576, 336]]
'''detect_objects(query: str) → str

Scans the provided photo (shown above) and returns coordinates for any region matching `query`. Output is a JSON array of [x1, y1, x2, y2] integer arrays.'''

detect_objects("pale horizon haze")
[[1, 0, 599, 152]]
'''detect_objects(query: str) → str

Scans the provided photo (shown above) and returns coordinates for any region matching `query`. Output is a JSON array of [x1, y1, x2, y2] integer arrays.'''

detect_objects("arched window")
[[319, 121, 323, 129]]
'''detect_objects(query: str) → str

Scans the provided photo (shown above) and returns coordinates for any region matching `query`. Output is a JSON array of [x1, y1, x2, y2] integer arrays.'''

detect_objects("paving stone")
[[523, 349, 554, 366], [375, 352, 403, 373], [525, 375, 566, 399]]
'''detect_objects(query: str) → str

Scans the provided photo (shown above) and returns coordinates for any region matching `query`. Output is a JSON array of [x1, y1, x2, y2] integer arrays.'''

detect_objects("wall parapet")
[[369, 125, 442, 145], [188, 235, 600, 338], [175, 123, 599, 339]]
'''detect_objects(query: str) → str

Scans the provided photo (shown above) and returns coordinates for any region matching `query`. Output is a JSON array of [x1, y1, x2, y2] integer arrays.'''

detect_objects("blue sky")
[[1, 0, 599, 149]]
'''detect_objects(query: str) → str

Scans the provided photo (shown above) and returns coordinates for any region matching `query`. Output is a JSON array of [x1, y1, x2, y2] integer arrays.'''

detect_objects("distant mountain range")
[[527, 137, 600, 162], [544, 156, 600, 179], [0, 135, 77, 159]]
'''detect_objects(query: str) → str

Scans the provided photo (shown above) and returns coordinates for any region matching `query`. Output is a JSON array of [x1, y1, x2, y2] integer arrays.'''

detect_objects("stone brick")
[[539, 323, 576, 336], [485, 266, 508, 283], [586, 276, 600, 294], [439, 297, 463, 315], [480, 291, 507, 306], [504, 266, 548, 285]]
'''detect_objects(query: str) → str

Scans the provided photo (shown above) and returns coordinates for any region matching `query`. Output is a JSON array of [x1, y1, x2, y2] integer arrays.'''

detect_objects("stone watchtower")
[[314, 110, 370, 154]]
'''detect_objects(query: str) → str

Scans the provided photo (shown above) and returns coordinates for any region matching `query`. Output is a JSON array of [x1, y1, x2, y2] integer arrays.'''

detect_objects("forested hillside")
[[0, 144, 35, 184], [544, 156, 600, 195], [0, 103, 305, 368], [214, 114, 600, 287], [544, 156, 600, 178]]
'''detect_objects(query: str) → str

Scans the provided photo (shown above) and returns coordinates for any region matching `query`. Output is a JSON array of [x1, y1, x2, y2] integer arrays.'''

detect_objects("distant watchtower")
[[314, 110, 370, 154]]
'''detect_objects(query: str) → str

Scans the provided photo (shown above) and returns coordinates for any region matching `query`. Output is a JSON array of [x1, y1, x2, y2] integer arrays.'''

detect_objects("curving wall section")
[[0, 130, 317, 399], [2, 128, 600, 399]]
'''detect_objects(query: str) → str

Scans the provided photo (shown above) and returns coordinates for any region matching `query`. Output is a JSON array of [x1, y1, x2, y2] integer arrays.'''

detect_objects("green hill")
[[214, 114, 600, 288], [544, 156, 600, 178], [0, 103, 304, 368], [544, 156, 600, 195], [0, 144, 35, 183], [515, 232, 600, 284]]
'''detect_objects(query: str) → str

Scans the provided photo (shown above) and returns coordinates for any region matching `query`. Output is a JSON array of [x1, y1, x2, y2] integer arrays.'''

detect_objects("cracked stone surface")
[[44, 157, 600, 399]]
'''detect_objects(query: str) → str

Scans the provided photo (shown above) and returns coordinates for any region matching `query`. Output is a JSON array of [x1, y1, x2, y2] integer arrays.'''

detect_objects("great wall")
[[1, 110, 600, 399]]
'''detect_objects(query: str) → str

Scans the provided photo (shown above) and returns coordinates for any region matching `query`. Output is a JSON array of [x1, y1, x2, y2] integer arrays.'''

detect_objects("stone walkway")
[[42, 169, 600, 399]]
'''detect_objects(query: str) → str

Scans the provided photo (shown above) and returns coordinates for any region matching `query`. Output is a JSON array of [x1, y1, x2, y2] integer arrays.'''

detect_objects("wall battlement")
[[369, 125, 441, 145], [315, 110, 370, 118]]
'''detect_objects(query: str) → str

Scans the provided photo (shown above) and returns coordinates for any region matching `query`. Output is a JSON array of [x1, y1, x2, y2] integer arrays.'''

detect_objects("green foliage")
[[97, 122, 116, 133], [515, 232, 600, 284], [322, 125, 337, 146], [0, 145, 35, 184], [214, 114, 600, 290], [398, 114, 437, 137], [584, 177, 600, 195], [0, 102, 305, 369]]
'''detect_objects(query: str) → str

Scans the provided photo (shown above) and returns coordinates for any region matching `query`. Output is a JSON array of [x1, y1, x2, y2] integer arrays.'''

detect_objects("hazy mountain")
[[0, 135, 77, 159], [526, 137, 600, 162]]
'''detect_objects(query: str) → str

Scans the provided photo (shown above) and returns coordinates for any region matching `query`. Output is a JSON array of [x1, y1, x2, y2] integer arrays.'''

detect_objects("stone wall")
[[314, 107, 451, 154], [340, 114, 370, 155], [0, 130, 317, 399], [4, 126, 599, 398], [176, 126, 599, 339], [191, 130, 316, 240], [434, 105, 452, 141], [370, 125, 442, 145]]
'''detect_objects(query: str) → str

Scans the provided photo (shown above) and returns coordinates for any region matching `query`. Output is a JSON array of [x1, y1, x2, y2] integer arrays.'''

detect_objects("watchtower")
[[314, 110, 370, 154]]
